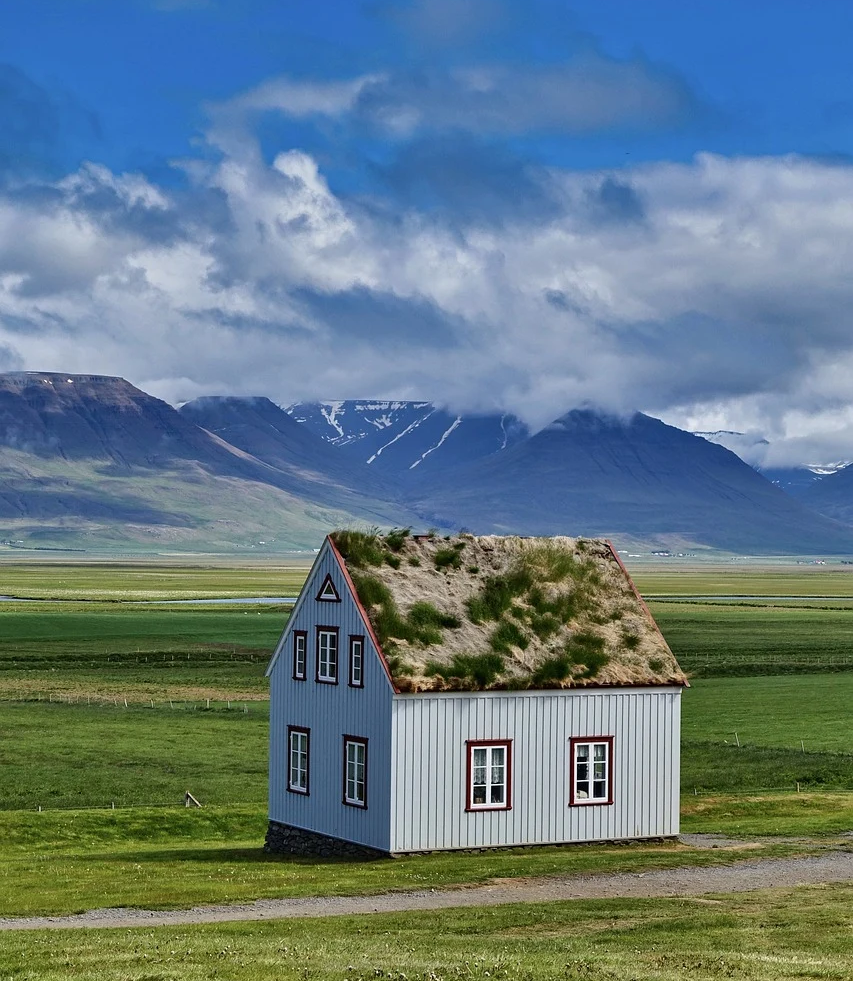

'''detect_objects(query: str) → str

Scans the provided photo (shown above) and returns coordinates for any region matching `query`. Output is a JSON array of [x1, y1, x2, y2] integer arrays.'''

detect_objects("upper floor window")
[[316, 574, 341, 602], [292, 631, 307, 680], [343, 736, 368, 808], [348, 635, 365, 688], [287, 726, 310, 795], [316, 627, 339, 683], [570, 737, 613, 806], [466, 740, 511, 811]]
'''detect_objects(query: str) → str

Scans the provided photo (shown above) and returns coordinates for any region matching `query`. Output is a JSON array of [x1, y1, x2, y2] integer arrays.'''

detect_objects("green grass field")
[[0, 702, 269, 810], [0, 561, 309, 601], [0, 562, 850, 978], [650, 600, 853, 675], [0, 601, 285, 700], [0, 805, 823, 919], [1, 886, 851, 980], [2, 673, 851, 812], [632, 566, 853, 597]]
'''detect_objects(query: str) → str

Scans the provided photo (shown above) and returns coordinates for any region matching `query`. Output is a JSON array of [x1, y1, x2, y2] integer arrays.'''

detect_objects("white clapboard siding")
[[268, 540, 394, 852], [389, 687, 681, 853]]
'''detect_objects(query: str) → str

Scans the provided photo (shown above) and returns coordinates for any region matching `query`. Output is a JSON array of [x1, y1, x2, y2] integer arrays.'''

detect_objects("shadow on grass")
[[84, 845, 388, 867]]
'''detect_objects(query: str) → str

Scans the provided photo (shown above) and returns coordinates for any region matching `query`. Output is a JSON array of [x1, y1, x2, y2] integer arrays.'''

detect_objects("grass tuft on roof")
[[331, 531, 685, 693]]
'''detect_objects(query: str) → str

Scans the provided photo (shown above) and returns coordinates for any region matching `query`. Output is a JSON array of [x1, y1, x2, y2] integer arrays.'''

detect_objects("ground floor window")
[[570, 736, 613, 805], [287, 726, 310, 795], [466, 740, 512, 810], [343, 736, 368, 807]]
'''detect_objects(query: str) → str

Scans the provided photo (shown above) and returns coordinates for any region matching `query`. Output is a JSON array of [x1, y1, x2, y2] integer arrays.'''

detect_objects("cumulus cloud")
[[5, 131, 853, 463]]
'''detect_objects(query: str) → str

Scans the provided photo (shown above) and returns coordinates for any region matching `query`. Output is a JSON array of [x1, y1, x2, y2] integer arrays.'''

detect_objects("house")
[[265, 531, 687, 857]]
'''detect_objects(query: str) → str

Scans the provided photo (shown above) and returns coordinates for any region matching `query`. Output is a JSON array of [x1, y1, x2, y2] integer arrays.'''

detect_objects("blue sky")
[[3, 0, 853, 464], [7, 0, 853, 178]]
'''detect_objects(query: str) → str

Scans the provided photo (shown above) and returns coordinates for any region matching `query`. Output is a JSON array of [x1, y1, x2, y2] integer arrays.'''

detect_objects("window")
[[348, 635, 365, 688], [316, 627, 339, 683], [466, 740, 511, 811], [292, 631, 307, 680], [343, 736, 368, 808], [287, 726, 310, 795], [570, 737, 614, 806], [316, 574, 341, 602]]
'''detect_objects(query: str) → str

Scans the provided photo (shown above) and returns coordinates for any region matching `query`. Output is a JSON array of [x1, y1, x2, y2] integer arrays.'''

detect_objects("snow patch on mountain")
[[285, 400, 528, 480]]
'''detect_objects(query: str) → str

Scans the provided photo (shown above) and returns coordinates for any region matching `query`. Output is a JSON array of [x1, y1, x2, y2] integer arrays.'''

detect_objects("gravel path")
[[1, 850, 852, 932]]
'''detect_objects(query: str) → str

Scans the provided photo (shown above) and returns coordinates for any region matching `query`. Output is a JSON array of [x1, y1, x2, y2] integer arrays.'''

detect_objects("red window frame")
[[342, 735, 368, 809], [286, 725, 310, 796], [315, 625, 339, 684], [569, 735, 615, 806], [292, 630, 308, 681], [465, 739, 512, 812], [348, 634, 365, 688]]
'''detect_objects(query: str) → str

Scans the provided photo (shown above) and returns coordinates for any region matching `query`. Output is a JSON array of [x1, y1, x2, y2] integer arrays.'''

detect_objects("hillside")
[[0, 374, 419, 552], [179, 396, 399, 501], [409, 410, 853, 554]]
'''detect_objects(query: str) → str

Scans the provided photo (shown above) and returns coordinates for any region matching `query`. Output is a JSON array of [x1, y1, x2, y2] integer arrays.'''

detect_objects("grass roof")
[[329, 530, 686, 693]]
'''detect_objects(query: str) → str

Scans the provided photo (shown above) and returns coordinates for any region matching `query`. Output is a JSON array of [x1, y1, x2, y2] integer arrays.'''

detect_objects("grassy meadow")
[[0, 560, 851, 977], [0, 600, 285, 701], [0, 560, 307, 601], [0, 561, 851, 809], [0, 805, 825, 918], [1, 887, 852, 980]]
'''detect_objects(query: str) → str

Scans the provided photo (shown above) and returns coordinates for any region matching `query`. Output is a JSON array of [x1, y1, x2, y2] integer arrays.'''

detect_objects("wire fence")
[[681, 654, 853, 676], [9, 785, 853, 816]]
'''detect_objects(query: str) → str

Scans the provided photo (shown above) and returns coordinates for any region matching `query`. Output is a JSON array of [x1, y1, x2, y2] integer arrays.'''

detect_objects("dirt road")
[[1, 849, 851, 932]]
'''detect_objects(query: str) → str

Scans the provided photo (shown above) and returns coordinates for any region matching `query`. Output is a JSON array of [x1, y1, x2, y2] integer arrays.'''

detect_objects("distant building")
[[265, 532, 687, 856]]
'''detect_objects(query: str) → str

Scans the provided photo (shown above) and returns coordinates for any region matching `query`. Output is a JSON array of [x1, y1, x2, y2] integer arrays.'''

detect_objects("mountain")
[[410, 410, 853, 553], [800, 463, 853, 525], [0, 373, 419, 552], [694, 430, 850, 496], [178, 396, 402, 501], [286, 400, 528, 479], [3, 376, 851, 554]]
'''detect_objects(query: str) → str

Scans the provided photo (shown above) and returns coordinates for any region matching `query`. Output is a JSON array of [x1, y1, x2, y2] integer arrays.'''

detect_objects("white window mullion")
[[572, 739, 611, 804], [343, 737, 367, 807], [317, 629, 338, 683], [467, 741, 510, 810], [287, 728, 309, 794]]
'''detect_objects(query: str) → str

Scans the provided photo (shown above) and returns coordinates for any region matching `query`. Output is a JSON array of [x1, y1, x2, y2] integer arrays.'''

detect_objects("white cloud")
[[5, 144, 853, 464], [209, 53, 694, 141]]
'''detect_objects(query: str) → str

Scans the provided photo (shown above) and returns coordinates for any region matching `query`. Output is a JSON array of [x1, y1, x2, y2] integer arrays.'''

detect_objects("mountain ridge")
[[408, 409, 853, 553], [0, 374, 851, 554]]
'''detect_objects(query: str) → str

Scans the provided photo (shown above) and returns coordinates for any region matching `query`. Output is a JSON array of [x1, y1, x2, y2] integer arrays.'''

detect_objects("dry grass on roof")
[[329, 530, 686, 693]]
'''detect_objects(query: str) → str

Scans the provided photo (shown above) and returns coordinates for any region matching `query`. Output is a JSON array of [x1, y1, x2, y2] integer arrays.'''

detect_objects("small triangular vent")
[[316, 574, 341, 602]]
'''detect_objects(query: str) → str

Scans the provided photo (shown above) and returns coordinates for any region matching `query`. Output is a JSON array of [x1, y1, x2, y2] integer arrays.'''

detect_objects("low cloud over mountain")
[[3, 4, 853, 469]]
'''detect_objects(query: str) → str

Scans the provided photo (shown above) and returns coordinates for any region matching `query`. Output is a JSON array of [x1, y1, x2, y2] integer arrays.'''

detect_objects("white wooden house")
[[265, 532, 686, 856]]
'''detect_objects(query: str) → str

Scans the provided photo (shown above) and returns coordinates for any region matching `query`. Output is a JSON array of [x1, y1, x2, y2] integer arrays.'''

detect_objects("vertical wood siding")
[[390, 687, 681, 853], [269, 541, 394, 852]]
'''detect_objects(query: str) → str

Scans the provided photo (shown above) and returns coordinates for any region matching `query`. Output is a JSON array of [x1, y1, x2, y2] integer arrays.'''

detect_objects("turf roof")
[[329, 530, 686, 693]]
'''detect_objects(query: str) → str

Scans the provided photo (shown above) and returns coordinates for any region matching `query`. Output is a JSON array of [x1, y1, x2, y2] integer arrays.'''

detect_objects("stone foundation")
[[264, 820, 387, 859]]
